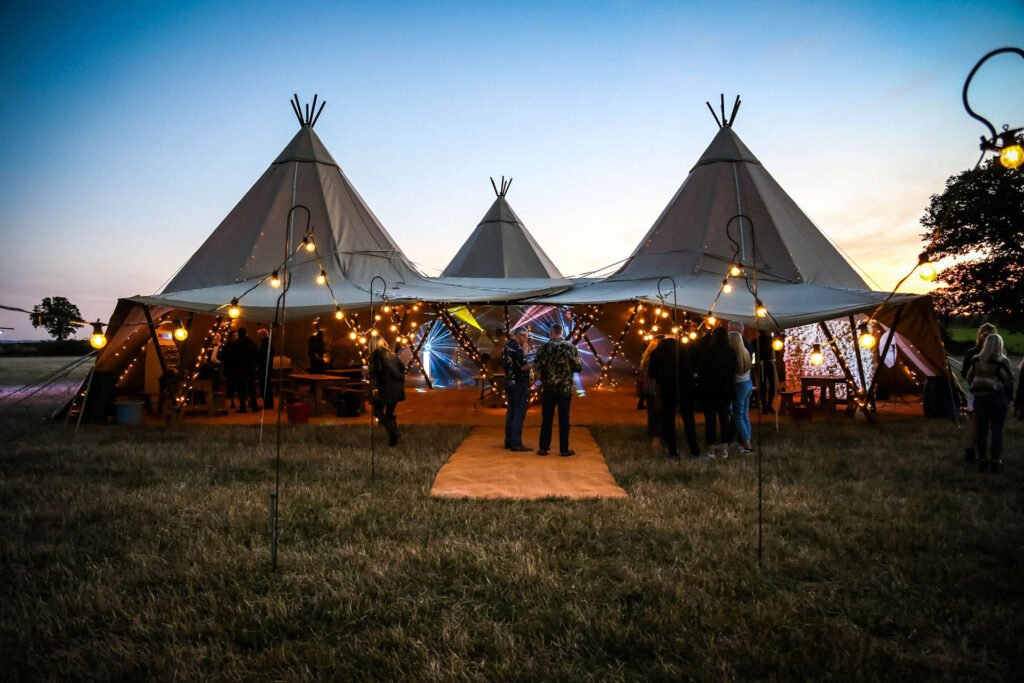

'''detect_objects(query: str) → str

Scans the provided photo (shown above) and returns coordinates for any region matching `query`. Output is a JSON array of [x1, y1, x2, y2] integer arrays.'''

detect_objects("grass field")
[[2, 410, 1022, 680]]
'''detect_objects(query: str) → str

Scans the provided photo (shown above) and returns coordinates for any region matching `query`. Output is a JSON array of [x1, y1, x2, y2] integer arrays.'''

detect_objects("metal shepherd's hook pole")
[[727, 213, 764, 568], [369, 275, 387, 480], [271, 203, 310, 571], [657, 276, 679, 454]]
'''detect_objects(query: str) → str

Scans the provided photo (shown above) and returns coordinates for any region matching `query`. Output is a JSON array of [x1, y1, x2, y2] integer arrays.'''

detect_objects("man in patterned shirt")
[[501, 327, 533, 451], [534, 323, 583, 456]]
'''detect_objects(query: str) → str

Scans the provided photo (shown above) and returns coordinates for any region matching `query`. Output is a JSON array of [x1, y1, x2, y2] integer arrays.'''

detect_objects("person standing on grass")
[[756, 330, 778, 413], [502, 327, 532, 451], [534, 323, 583, 456], [729, 331, 755, 454], [648, 333, 701, 459], [221, 329, 239, 409], [963, 323, 997, 463], [640, 335, 665, 449], [696, 326, 736, 460], [966, 333, 1013, 471], [369, 337, 406, 447], [232, 327, 259, 413]]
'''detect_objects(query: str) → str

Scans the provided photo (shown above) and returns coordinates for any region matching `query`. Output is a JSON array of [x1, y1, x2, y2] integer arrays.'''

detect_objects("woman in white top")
[[728, 331, 754, 454], [965, 333, 1014, 470]]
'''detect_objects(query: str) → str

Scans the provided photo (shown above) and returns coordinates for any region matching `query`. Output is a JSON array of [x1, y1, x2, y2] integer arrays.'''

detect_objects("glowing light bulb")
[[174, 325, 188, 341], [681, 336, 689, 344], [654, 308, 662, 316], [1001, 143, 1024, 169], [918, 261, 936, 281], [370, 329, 379, 337], [661, 311, 669, 318], [349, 331, 357, 340], [756, 302, 768, 318], [228, 299, 241, 319], [689, 331, 697, 340], [374, 314, 381, 321], [269, 271, 281, 288], [90, 332, 107, 349], [810, 344, 824, 366], [772, 337, 784, 352], [316, 270, 327, 285], [335, 308, 344, 320], [383, 305, 390, 313], [671, 326, 679, 334], [359, 337, 367, 345], [652, 325, 659, 332], [412, 305, 419, 312], [389, 325, 397, 332], [304, 236, 316, 252], [730, 265, 742, 277], [722, 279, 732, 294], [410, 321, 417, 327], [858, 323, 875, 349], [707, 314, 717, 326]]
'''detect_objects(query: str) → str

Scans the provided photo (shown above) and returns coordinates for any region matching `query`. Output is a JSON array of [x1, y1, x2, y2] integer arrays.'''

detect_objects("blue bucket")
[[114, 400, 144, 425]]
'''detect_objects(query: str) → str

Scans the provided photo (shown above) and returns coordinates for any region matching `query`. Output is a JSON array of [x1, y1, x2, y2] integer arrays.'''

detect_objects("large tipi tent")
[[529, 100, 946, 379], [442, 178, 565, 281]]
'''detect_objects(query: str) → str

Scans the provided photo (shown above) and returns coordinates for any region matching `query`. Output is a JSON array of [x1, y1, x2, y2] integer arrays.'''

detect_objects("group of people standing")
[[203, 327, 275, 413], [502, 324, 584, 456], [642, 326, 761, 461], [963, 323, 1022, 471]]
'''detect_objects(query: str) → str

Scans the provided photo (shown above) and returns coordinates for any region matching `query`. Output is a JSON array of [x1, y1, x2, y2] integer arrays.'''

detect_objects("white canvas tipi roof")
[[613, 118, 867, 288], [133, 99, 566, 319], [441, 178, 564, 279]]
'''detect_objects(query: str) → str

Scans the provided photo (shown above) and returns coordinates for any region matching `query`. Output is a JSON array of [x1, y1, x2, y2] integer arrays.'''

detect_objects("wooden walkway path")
[[430, 425, 627, 500]]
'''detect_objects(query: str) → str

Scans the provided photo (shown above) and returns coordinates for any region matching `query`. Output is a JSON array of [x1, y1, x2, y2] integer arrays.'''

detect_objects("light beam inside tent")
[[416, 319, 474, 388]]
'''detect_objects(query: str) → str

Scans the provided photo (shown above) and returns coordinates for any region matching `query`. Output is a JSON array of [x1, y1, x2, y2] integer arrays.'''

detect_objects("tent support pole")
[[865, 304, 906, 413], [409, 320, 433, 389], [848, 314, 868, 393], [818, 320, 863, 414], [437, 305, 499, 402], [142, 305, 166, 375]]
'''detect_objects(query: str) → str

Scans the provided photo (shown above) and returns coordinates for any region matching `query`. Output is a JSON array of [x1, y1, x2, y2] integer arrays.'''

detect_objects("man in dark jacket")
[[534, 323, 583, 456], [501, 327, 532, 451], [696, 326, 736, 458], [232, 327, 259, 413], [648, 334, 700, 459], [308, 319, 326, 373]]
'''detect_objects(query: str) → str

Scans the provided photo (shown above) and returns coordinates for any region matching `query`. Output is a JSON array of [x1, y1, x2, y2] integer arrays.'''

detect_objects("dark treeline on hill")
[[0, 340, 92, 356]]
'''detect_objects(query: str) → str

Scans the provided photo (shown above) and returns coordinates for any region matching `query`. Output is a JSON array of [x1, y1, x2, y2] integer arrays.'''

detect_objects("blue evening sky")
[[1, 0, 1021, 338]]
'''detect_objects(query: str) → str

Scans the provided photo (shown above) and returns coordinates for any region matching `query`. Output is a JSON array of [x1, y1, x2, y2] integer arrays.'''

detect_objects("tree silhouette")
[[921, 159, 1024, 329], [30, 296, 83, 341]]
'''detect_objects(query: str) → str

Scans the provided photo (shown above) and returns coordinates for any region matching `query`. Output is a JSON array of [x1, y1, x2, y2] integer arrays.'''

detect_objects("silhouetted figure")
[[308, 320, 326, 373], [231, 327, 259, 413], [369, 337, 406, 446], [648, 335, 700, 459], [697, 326, 736, 459]]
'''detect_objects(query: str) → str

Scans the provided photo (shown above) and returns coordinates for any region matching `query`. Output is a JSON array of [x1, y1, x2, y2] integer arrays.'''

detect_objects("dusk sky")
[[1, 1, 1022, 340]]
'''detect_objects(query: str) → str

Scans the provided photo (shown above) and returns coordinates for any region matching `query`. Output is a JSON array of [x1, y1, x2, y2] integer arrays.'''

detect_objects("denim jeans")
[[732, 379, 753, 442], [974, 392, 1008, 461], [504, 381, 529, 448], [539, 389, 572, 452]]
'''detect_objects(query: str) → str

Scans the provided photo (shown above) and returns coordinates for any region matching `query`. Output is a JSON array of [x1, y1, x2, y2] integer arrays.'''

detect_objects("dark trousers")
[[539, 389, 572, 453], [374, 401, 399, 446], [234, 372, 257, 410], [662, 393, 700, 457], [974, 392, 1008, 461], [758, 361, 776, 410], [703, 398, 732, 445], [504, 382, 528, 448]]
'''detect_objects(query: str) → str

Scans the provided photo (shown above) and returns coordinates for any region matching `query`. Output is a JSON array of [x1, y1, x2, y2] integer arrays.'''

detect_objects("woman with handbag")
[[966, 333, 1014, 471], [369, 337, 406, 447], [640, 336, 664, 448]]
